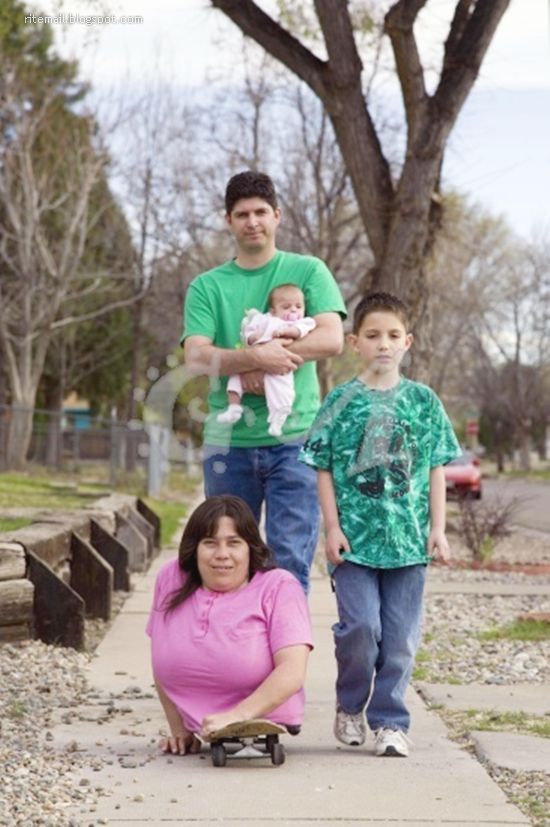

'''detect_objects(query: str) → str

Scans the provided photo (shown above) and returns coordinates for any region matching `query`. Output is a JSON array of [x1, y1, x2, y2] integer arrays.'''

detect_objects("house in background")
[[62, 392, 92, 430]]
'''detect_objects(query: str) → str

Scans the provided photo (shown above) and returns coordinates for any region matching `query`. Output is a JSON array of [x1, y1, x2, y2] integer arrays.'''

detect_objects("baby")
[[217, 283, 316, 437]]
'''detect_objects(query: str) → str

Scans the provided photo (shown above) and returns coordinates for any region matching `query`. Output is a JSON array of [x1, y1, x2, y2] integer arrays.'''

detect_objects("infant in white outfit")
[[217, 283, 316, 437]]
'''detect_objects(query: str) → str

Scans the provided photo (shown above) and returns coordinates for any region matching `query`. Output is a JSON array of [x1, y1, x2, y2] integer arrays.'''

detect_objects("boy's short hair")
[[353, 292, 409, 334], [268, 283, 304, 308], [225, 171, 278, 214]]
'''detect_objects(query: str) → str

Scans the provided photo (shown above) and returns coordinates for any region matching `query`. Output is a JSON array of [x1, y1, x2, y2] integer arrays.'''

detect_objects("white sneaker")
[[334, 707, 366, 746], [217, 404, 243, 425], [373, 727, 410, 757]]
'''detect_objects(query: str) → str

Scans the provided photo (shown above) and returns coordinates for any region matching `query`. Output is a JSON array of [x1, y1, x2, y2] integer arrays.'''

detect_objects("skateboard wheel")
[[266, 734, 278, 753], [270, 743, 285, 766], [211, 743, 227, 767]]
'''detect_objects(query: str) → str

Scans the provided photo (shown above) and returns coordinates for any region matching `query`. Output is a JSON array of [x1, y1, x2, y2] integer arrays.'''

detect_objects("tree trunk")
[[125, 296, 145, 471], [210, 0, 512, 383], [6, 401, 35, 470], [316, 357, 333, 398], [517, 423, 531, 472], [0, 357, 7, 471], [44, 382, 64, 467]]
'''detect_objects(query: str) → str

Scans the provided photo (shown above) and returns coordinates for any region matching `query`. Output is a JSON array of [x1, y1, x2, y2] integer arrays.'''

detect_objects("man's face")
[[225, 197, 281, 255]]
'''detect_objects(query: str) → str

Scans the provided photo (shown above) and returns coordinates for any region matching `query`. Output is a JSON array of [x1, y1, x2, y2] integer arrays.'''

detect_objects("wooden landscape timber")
[[0, 495, 159, 649]]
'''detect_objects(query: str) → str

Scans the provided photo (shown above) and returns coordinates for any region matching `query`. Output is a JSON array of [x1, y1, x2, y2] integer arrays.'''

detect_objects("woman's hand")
[[200, 710, 244, 739], [160, 729, 201, 755]]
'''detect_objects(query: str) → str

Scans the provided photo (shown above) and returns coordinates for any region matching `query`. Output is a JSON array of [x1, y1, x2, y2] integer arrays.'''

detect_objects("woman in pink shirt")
[[146, 495, 313, 755]]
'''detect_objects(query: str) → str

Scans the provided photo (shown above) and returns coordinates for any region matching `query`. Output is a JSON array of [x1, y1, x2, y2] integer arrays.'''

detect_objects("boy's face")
[[349, 311, 413, 377], [225, 196, 281, 255], [270, 287, 305, 321]]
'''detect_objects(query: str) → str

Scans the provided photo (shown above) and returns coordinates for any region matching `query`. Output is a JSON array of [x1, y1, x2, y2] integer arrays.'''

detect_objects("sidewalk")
[[57, 546, 530, 826]]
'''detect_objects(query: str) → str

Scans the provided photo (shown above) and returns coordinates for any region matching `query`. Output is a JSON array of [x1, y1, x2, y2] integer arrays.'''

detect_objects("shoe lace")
[[340, 712, 364, 736], [376, 727, 412, 746]]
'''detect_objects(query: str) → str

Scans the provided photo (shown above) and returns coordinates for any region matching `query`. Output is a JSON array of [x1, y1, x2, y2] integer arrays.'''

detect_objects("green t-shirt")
[[182, 250, 347, 447], [300, 377, 461, 568]]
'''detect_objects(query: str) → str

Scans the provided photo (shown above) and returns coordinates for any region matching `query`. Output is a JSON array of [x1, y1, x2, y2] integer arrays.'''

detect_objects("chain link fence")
[[0, 404, 195, 494]]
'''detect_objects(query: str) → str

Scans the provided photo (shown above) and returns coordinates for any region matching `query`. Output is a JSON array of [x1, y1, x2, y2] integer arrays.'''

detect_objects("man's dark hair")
[[225, 170, 278, 214], [352, 292, 410, 334]]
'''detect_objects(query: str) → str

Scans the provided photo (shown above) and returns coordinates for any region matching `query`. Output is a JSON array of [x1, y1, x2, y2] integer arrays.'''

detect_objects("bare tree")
[[470, 244, 550, 471], [427, 198, 512, 398], [0, 89, 108, 466], [209, 0, 511, 376]]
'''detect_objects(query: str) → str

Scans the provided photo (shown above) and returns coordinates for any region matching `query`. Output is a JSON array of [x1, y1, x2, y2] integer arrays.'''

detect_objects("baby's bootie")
[[268, 409, 289, 437], [217, 404, 243, 425]]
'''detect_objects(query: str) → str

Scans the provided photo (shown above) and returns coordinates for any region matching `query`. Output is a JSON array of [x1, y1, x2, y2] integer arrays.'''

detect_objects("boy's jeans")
[[203, 441, 319, 593], [332, 561, 427, 732]]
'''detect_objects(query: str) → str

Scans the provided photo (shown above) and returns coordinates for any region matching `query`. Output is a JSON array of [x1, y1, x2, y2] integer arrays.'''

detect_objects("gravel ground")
[[420, 565, 550, 827], [0, 641, 103, 826], [422, 570, 550, 685], [1, 555, 548, 826]]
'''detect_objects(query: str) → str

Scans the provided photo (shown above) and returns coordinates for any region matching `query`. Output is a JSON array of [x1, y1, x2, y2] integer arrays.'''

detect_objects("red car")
[[444, 452, 482, 499]]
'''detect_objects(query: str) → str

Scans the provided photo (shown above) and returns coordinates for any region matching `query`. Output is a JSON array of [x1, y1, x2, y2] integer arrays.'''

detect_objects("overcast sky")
[[37, 0, 550, 240]]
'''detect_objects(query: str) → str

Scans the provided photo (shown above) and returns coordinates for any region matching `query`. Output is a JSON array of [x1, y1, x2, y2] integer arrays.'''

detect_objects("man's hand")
[[250, 340, 303, 374], [241, 370, 265, 395], [273, 326, 301, 340], [428, 528, 451, 563], [325, 525, 350, 566]]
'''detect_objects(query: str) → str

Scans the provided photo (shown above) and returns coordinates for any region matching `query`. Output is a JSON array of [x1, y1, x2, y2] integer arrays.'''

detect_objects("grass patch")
[[463, 709, 550, 738], [145, 498, 189, 546], [434, 708, 550, 827], [478, 619, 550, 642], [0, 472, 99, 509], [502, 468, 550, 482], [510, 789, 550, 826], [7, 699, 28, 719], [0, 468, 202, 548], [0, 517, 33, 532]]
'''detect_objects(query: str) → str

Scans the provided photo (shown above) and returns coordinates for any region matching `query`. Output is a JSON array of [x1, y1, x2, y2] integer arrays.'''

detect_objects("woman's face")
[[196, 516, 251, 592]]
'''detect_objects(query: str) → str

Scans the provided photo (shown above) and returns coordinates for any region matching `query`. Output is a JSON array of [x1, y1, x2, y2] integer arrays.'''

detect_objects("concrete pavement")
[[50, 545, 533, 826]]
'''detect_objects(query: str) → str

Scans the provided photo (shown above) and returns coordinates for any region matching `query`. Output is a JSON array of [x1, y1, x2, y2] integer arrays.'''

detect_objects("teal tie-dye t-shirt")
[[300, 377, 461, 569]]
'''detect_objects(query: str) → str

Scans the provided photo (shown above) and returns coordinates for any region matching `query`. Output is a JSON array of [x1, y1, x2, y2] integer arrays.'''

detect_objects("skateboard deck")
[[205, 719, 288, 766]]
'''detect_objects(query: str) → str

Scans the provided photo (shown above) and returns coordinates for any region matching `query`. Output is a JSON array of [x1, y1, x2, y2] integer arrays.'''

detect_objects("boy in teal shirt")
[[300, 292, 460, 756]]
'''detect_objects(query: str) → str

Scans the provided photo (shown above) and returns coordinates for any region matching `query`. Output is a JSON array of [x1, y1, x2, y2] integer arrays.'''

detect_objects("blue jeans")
[[332, 561, 427, 732], [203, 442, 319, 592]]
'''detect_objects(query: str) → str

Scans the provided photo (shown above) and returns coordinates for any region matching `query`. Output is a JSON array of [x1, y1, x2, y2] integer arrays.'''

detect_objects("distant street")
[[483, 477, 550, 535]]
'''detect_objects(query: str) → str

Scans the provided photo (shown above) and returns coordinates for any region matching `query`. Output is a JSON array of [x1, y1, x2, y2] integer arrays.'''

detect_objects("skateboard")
[[205, 719, 288, 767]]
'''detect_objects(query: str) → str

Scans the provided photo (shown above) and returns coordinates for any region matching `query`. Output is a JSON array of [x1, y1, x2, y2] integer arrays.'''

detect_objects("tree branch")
[[384, 0, 428, 138], [313, 0, 363, 82], [210, 0, 329, 99], [50, 289, 148, 330], [435, 0, 511, 123]]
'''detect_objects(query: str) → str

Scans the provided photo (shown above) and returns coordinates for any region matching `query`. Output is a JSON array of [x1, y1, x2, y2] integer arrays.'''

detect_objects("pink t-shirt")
[[146, 560, 313, 732]]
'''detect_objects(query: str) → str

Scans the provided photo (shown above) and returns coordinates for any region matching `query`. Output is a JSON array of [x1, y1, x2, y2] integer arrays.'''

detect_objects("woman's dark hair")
[[163, 495, 275, 613]]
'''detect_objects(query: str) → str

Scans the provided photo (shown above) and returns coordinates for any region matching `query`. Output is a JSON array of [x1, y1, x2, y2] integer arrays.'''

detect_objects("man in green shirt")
[[301, 292, 460, 755], [182, 170, 346, 592]]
